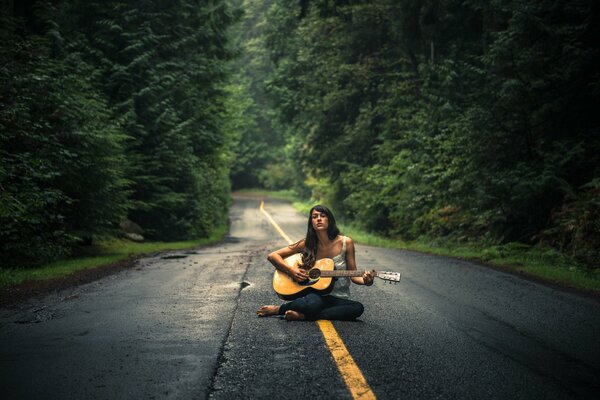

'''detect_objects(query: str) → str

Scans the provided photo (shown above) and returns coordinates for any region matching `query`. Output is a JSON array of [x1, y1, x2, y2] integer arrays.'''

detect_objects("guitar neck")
[[319, 270, 375, 278]]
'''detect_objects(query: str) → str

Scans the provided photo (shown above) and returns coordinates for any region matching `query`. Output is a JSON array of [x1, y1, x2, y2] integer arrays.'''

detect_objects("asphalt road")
[[1, 196, 599, 399]]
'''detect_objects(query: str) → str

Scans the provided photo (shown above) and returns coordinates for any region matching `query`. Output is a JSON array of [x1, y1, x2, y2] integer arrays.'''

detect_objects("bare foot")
[[257, 305, 280, 317], [284, 310, 305, 321]]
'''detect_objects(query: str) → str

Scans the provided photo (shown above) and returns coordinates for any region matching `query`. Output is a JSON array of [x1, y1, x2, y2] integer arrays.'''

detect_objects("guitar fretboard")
[[319, 270, 375, 277]]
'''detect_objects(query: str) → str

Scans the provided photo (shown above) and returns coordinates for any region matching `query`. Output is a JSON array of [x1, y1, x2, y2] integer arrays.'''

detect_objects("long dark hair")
[[300, 205, 340, 268]]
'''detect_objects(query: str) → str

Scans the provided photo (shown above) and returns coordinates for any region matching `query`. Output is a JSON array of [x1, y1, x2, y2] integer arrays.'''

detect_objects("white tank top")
[[327, 236, 351, 299]]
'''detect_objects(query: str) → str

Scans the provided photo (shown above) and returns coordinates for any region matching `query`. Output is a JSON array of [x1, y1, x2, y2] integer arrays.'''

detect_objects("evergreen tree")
[[0, 2, 129, 265], [68, 0, 236, 239], [257, 0, 600, 265], [1, 0, 238, 266]]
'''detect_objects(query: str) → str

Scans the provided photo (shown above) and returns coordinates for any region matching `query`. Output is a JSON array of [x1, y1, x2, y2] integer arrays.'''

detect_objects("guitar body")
[[272, 254, 401, 300], [273, 254, 335, 300]]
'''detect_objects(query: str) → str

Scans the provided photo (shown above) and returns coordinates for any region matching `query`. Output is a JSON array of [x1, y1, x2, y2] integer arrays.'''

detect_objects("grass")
[[0, 224, 227, 291], [403, 240, 600, 292], [272, 192, 600, 294]]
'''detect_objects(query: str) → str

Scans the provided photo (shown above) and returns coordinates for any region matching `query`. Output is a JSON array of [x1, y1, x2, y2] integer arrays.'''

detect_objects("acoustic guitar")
[[273, 253, 402, 300]]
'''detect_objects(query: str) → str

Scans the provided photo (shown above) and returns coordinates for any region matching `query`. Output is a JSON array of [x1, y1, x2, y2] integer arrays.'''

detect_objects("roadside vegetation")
[[1, 1, 236, 269], [246, 189, 600, 294], [0, 225, 227, 291]]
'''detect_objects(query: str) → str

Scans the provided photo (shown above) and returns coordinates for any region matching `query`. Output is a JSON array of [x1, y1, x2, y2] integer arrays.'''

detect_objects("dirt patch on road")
[[0, 258, 138, 308]]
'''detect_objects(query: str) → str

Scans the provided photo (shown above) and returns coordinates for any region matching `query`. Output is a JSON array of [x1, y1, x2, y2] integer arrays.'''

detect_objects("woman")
[[257, 205, 373, 321]]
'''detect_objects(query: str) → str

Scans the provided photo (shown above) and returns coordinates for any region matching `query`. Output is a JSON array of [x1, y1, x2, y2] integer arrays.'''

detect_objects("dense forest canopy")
[[1, 0, 236, 266], [235, 0, 599, 266], [1, 0, 598, 269]]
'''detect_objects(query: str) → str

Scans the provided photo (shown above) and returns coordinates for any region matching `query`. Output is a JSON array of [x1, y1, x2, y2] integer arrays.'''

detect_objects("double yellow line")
[[260, 201, 377, 400]]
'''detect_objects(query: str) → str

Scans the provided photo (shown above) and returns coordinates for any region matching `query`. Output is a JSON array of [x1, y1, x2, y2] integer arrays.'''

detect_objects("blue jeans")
[[278, 293, 364, 321]]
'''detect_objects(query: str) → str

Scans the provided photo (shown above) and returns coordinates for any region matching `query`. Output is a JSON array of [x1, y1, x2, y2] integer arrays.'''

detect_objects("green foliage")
[[541, 179, 600, 265], [1, 0, 237, 267], [0, 224, 227, 290], [255, 0, 600, 267], [65, 0, 236, 240], [1, 6, 129, 265]]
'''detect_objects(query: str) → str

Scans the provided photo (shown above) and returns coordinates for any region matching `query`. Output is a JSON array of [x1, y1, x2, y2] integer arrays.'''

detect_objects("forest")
[[1, 0, 599, 271]]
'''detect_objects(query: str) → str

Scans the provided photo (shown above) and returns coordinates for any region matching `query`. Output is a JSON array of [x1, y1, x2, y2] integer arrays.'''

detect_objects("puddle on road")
[[161, 254, 188, 259], [224, 236, 241, 243], [14, 308, 56, 324]]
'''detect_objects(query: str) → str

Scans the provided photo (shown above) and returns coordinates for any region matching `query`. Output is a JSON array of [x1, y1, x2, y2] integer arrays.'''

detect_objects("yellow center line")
[[259, 200, 377, 400], [318, 320, 377, 400], [259, 201, 293, 244]]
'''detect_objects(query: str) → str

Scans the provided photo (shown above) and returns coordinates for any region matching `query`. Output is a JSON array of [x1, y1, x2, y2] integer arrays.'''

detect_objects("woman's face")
[[311, 209, 329, 231]]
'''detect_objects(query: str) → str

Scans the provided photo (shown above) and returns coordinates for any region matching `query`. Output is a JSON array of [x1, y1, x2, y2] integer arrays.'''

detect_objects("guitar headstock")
[[376, 271, 401, 283]]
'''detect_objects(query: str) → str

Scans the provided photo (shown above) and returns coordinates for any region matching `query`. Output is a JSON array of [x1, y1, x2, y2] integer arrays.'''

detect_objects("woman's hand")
[[289, 267, 309, 282], [362, 270, 374, 286]]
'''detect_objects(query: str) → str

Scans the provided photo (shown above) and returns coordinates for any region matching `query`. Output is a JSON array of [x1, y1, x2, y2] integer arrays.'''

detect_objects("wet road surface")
[[1, 196, 599, 399]]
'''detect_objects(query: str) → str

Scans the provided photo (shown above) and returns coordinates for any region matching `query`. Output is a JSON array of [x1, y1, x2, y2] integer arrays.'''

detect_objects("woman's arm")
[[267, 240, 309, 282], [346, 237, 374, 286]]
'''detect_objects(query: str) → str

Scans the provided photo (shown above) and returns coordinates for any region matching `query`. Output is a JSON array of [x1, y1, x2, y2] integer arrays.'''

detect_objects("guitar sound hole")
[[308, 268, 321, 279]]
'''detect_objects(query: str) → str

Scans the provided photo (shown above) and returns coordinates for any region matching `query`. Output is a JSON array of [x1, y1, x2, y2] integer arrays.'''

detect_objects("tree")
[[1, 3, 129, 264], [255, 0, 600, 265]]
